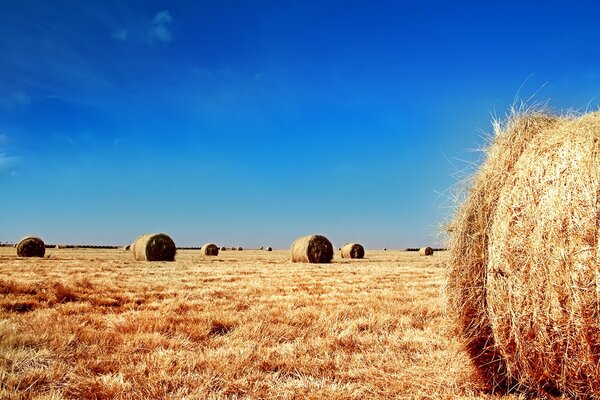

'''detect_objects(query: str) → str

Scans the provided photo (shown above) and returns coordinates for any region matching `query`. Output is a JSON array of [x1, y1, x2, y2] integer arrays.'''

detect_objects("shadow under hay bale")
[[419, 246, 433, 256], [447, 110, 600, 397], [201, 243, 219, 256], [131, 233, 176, 262], [291, 234, 333, 263], [16, 236, 45, 258], [341, 243, 365, 259]]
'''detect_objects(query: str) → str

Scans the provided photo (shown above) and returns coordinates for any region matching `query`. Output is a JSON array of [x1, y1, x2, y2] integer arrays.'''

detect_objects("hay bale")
[[16, 236, 45, 258], [418, 246, 433, 256], [220, 246, 226, 251], [259, 246, 264, 250], [266, 246, 272, 251], [447, 110, 600, 397], [291, 234, 333, 263], [237, 247, 243, 251], [341, 243, 365, 259], [201, 243, 219, 256], [383, 247, 387, 251], [131, 233, 176, 261], [124, 244, 131, 251]]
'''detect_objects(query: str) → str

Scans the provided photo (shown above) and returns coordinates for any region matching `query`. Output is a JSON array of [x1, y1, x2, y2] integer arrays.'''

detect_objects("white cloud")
[[154, 10, 173, 25], [149, 10, 173, 43], [111, 29, 128, 41]]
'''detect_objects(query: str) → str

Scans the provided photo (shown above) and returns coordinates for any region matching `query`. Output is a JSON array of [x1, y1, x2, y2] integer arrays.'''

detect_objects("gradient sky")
[[1, 1, 600, 248]]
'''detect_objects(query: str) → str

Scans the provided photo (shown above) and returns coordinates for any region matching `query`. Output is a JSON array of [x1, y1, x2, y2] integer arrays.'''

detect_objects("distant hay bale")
[[341, 243, 365, 259], [16, 236, 45, 258], [291, 234, 333, 263], [418, 246, 433, 256], [220, 246, 226, 251], [447, 110, 600, 397], [201, 243, 219, 256], [383, 247, 387, 251], [259, 246, 264, 250], [131, 233, 176, 261], [237, 247, 243, 251], [266, 246, 272, 251], [124, 244, 131, 251]]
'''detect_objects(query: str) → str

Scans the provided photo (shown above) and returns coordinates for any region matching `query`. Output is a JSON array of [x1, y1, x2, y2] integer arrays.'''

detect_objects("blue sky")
[[1, 1, 600, 248]]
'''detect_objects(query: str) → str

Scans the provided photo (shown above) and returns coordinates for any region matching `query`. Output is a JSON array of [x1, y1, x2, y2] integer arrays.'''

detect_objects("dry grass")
[[0, 247, 523, 399]]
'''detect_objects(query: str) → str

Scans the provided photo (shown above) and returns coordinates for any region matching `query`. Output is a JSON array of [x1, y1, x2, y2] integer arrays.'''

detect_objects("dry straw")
[[340, 243, 365, 259], [16, 236, 45, 258], [447, 108, 600, 398], [418, 246, 433, 256], [131, 233, 176, 261], [291, 234, 333, 263], [201, 243, 219, 256]]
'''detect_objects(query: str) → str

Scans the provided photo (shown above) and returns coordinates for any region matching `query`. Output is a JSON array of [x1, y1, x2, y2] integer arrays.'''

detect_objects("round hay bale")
[[131, 233, 176, 261], [17, 236, 45, 258], [383, 247, 387, 251], [259, 246, 264, 250], [447, 110, 600, 397], [124, 244, 131, 251], [418, 246, 433, 256], [237, 247, 243, 251], [266, 246, 272, 251], [341, 243, 365, 259], [291, 234, 333, 263], [201, 243, 219, 256], [220, 246, 226, 251]]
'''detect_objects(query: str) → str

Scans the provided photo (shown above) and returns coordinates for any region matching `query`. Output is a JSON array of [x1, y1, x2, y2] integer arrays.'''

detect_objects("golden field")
[[0, 247, 523, 399]]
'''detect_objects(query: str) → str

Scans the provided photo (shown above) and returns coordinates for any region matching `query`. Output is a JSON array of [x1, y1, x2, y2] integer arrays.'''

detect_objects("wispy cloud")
[[0, 135, 20, 176], [149, 10, 173, 43], [0, 92, 32, 109], [111, 29, 128, 41]]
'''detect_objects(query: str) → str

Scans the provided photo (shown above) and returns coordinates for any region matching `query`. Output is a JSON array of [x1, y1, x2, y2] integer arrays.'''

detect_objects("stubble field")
[[0, 247, 521, 399]]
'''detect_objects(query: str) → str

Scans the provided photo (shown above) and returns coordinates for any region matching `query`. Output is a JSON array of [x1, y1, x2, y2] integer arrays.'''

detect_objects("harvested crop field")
[[0, 248, 520, 399]]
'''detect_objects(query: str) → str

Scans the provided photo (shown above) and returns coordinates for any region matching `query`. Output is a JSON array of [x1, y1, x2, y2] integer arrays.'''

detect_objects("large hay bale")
[[291, 234, 333, 263], [418, 246, 433, 256], [131, 233, 176, 261], [16, 236, 45, 258], [340, 243, 365, 259], [447, 110, 600, 397], [201, 243, 219, 256]]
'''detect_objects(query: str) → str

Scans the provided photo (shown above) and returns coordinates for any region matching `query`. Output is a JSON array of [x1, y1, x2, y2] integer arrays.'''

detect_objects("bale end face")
[[291, 234, 334, 263], [17, 236, 45, 258]]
